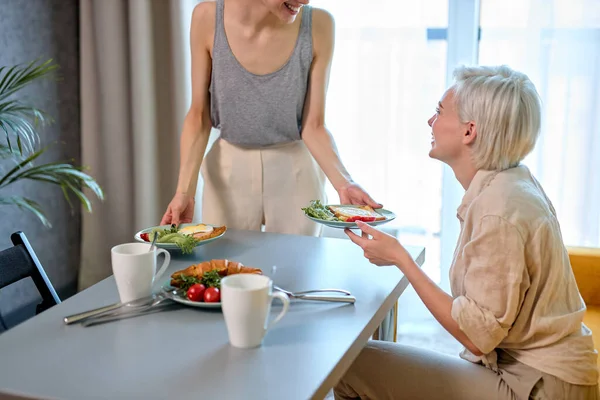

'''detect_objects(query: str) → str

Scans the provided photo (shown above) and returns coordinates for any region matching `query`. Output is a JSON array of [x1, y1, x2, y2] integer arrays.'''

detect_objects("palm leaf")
[[0, 59, 56, 155], [0, 146, 47, 187], [0, 59, 58, 101], [0, 196, 51, 227], [7, 162, 104, 200], [0, 59, 104, 227], [0, 143, 16, 158], [0, 147, 105, 217]]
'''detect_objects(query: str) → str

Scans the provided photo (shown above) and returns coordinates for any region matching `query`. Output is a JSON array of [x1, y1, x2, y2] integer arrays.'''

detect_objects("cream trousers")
[[334, 341, 600, 400], [201, 138, 326, 236]]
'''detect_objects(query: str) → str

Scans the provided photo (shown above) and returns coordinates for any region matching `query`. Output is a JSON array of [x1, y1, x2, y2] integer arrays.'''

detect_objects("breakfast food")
[[301, 200, 386, 223], [178, 223, 224, 240], [171, 259, 262, 285], [327, 205, 386, 222], [170, 259, 262, 303], [139, 224, 226, 254]]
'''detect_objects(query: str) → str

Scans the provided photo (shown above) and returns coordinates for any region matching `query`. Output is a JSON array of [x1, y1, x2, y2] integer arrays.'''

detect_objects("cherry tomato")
[[140, 233, 150, 241], [204, 287, 220, 303], [187, 283, 206, 302]]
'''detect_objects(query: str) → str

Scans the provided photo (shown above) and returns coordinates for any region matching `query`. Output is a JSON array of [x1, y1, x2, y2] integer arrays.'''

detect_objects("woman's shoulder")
[[190, 2, 216, 50], [192, 1, 216, 23], [311, 7, 334, 25], [311, 7, 335, 38], [471, 166, 556, 229]]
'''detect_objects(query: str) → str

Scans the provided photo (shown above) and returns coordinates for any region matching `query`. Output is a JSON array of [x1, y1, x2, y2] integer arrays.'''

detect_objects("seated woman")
[[336, 65, 599, 400]]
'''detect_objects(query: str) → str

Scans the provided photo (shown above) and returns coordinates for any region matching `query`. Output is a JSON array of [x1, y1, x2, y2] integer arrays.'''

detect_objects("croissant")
[[170, 259, 262, 287]]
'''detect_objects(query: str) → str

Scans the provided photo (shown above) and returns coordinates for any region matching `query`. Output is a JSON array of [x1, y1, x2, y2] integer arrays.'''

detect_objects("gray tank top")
[[209, 0, 313, 148]]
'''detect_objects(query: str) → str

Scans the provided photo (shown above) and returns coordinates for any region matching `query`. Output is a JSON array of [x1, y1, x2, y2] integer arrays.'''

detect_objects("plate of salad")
[[301, 200, 396, 229], [162, 269, 223, 309], [134, 223, 226, 254]]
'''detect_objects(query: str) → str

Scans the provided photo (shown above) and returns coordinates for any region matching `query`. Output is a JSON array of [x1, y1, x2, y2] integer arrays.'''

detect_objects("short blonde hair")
[[452, 65, 542, 170]]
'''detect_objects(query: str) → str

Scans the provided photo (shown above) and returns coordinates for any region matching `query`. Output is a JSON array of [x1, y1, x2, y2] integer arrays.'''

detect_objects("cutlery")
[[274, 286, 352, 297], [81, 302, 182, 327], [140, 288, 184, 309], [148, 231, 158, 251], [64, 296, 156, 325], [63, 289, 184, 325], [80, 289, 184, 327], [293, 294, 356, 304]]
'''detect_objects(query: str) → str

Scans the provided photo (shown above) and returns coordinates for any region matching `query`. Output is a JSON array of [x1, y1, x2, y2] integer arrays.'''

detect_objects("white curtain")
[[304, 0, 600, 281], [478, 0, 600, 247], [79, 0, 192, 289], [310, 0, 450, 281]]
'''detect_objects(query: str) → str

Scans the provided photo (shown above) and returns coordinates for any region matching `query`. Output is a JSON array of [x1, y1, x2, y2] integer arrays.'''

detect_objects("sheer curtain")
[[478, 0, 600, 247], [312, 0, 448, 281]]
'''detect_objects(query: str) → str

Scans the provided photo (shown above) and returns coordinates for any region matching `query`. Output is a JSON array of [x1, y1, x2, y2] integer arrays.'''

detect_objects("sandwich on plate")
[[327, 205, 386, 222]]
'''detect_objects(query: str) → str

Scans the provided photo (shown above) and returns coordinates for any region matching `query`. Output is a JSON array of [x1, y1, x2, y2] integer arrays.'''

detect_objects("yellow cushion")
[[568, 246, 600, 307], [584, 306, 600, 379], [585, 307, 600, 352], [568, 247, 600, 378]]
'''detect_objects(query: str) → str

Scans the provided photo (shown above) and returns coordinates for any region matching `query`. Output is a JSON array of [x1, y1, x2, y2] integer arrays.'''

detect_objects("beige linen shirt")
[[450, 165, 599, 386]]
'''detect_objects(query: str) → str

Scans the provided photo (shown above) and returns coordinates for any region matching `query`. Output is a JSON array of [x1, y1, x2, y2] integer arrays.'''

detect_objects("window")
[[312, 0, 448, 282], [479, 0, 600, 247], [185, 1, 600, 283]]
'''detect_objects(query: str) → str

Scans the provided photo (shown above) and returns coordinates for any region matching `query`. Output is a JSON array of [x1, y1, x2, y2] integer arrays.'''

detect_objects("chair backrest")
[[0, 232, 61, 315]]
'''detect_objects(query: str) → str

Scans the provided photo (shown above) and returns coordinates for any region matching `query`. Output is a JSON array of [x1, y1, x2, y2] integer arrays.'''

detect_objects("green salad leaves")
[[173, 269, 221, 292], [150, 225, 199, 254], [301, 200, 340, 221]]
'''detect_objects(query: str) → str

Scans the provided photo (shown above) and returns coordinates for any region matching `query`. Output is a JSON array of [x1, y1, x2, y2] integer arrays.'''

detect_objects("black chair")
[[0, 232, 61, 325]]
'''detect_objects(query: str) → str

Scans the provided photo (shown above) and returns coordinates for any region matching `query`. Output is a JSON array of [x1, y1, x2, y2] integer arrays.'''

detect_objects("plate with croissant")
[[163, 259, 262, 308]]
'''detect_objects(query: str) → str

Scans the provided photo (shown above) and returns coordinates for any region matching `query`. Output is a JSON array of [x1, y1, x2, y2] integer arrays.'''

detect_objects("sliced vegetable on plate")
[[134, 223, 227, 254], [301, 200, 396, 228]]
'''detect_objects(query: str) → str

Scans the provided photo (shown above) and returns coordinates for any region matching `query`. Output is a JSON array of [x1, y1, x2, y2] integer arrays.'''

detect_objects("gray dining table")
[[0, 229, 425, 400]]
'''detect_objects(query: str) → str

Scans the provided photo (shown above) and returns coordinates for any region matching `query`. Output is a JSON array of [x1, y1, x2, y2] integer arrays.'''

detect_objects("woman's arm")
[[300, 9, 380, 207], [162, 3, 214, 224], [176, 3, 214, 197], [395, 254, 484, 356], [347, 217, 529, 356], [345, 222, 483, 356]]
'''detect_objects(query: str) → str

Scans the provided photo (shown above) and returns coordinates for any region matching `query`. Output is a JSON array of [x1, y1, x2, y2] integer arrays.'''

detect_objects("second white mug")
[[221, 274, 290, 349], [111, 242, 170, 303]]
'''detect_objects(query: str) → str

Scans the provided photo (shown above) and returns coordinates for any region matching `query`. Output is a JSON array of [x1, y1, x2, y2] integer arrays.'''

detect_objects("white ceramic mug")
[[221, 274, 290, 349], [111, 243, 171, 303]]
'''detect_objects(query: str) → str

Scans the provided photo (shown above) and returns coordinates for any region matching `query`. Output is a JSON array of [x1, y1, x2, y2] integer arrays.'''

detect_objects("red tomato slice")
[[346, 216, 377, 223], [187, 283, 206, 302], [140, 233, 150, 241], [204, 287, 220, 303]]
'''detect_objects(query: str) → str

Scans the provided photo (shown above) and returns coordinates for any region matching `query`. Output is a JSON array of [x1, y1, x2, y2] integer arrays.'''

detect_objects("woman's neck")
[[449, 156, 479, 191], [226, 0, 284, 32]]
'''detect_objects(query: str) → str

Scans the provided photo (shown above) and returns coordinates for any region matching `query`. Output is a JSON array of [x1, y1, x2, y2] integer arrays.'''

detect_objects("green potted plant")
[[0, 59, 103, 226]]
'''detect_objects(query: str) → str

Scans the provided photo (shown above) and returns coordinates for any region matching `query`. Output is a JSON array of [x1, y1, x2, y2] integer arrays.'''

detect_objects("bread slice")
[[193, 225, 227, 241], [327, 205, 385, 222]]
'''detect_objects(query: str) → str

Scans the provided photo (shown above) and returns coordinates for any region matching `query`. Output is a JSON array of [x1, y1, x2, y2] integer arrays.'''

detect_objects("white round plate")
[[163, 283, 221, 309], [304, 206, 396, 229], [134, 223, 226, 251]]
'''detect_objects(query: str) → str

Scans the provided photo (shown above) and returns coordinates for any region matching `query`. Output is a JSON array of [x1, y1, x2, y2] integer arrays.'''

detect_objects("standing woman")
[[161, 0, 380, 235]]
